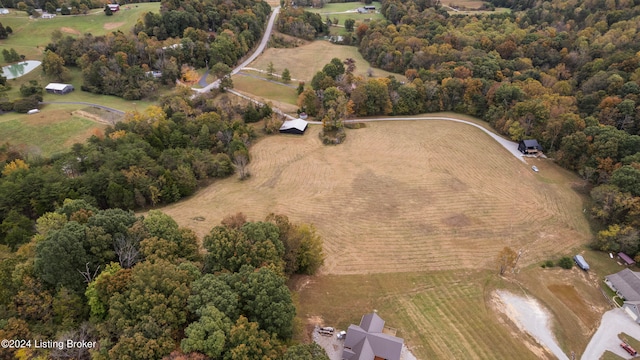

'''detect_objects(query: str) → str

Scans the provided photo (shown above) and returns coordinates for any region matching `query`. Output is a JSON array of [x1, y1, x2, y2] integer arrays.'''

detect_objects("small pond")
[[2, 60, 42, 79]]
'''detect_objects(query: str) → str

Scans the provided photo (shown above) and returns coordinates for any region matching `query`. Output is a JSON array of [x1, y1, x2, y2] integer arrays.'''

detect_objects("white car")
[[532, 166, 539, 172]]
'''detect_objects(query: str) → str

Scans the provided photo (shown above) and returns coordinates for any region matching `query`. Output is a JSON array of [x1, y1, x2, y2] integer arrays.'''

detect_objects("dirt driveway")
[[581, 308, 640, 360]]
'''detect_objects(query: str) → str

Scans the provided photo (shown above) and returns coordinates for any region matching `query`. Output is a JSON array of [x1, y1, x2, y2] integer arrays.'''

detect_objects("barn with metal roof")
[[279, 118, 308, 135]]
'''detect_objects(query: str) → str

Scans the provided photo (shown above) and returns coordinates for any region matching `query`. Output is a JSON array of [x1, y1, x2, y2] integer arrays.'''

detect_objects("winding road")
[[305, 116, 526, 162], [193, 6, 281, 93]]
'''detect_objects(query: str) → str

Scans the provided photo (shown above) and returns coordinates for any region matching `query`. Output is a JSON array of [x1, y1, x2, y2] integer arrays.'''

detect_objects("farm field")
[[249, 41, 406, 83], [0, 105, 107, 156], [157, 118, 600, 357], [305, 2, 385, 24], [160, 118, 591, 275], [232, 74, 299, 106], [0, 3, 160, 59]]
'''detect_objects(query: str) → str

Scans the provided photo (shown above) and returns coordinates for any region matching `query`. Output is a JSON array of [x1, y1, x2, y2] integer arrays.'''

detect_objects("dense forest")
[[292, 0, 640, 258], [0, 90, 278, 251], [42, 0, 271, 99], [0, 199, 326, 359]]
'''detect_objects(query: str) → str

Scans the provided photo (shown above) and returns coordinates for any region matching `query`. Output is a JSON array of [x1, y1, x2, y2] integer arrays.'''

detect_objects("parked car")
[[337, 330, 347, 340], [531, 165, 539, 172], [621, 342, 637, 355]]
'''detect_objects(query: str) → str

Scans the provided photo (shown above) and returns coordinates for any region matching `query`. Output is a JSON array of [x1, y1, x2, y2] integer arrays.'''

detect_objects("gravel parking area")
[[581, 308, 640, 360]]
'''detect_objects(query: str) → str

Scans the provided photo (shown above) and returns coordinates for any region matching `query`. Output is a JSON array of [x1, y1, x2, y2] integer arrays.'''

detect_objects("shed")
[[364, 5, 376, 10], [619, 252, 636, 266], [41, 13, 55, 18], [279, 118, 308, 135], [518, 139, 543, 154], [0, 8, 10, 14], [45, 83, 74, 94]]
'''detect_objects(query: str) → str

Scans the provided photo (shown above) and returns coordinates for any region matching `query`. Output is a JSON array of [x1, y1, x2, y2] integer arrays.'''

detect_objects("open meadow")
[[0, 3, 160, 59], [161, 119, 591, 274], [158, 117, 601, 358], [249, 41, 406, 83]]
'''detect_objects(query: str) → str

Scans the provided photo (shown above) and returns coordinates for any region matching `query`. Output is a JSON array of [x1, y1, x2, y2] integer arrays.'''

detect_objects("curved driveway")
[[194, 6, 280, 93], [307, 116, 525, 162]]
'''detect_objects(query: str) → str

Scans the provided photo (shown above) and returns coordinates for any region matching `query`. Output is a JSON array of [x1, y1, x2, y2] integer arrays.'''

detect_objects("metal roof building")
[[342, 312, 403, 360], [45, 83, 74, 94], [279, 118, 308, 135]]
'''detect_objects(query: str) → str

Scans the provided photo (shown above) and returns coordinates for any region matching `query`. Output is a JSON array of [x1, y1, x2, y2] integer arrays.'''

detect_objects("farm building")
[[342, 312, 403, 360], [518, 139, 543, 154], [279, 118, 308, 135], [45, 83, 74, 94], [107, 3, 119, 12], [364, 5, 376, 10], [619, 252, 636, 266], [0, 8, 9, 14], [41, 12, 55, 18]]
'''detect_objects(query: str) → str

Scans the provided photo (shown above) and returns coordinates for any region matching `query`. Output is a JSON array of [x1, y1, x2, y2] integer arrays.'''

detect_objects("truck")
[[574, 254, 590, 271]]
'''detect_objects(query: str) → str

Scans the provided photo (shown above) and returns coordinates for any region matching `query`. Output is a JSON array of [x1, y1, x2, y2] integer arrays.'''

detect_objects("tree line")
[[0, 91, 279, 250], [288, 0, 640, 259], [0, 198, 327, 359]]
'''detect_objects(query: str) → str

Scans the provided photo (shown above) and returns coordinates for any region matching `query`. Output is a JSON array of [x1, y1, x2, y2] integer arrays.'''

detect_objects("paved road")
[[305, 116, 525, 162], [194, 6, 280, 93], [582, 308, 640, 360]]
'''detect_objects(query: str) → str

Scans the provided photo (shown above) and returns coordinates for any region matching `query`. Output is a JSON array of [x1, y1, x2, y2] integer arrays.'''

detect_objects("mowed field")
[[160, 118, 591, 275], [249, 41, 406, 83]]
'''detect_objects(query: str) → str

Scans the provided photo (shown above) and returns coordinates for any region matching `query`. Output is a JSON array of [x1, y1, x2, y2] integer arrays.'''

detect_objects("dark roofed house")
[[619, 252, 636, 266], [518, 139, 543, 154], [606, 269, 640, 323], [342, 312, 403, 360]]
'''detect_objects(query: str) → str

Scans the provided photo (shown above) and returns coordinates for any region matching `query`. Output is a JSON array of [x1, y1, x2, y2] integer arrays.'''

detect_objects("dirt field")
[[159, 119, 591, 275], [104, 22, 125, 30]]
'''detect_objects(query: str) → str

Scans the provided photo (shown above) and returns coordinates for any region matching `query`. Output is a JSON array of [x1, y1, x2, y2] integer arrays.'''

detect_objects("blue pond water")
[[2, 60, 42, 79]]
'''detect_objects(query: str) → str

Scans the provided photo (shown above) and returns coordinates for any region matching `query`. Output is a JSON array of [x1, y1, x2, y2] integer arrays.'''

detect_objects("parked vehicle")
[[337, 330, 347, 340], [318, 326, 334, 336], [621, 342, 637, 355], [573, 255, 590, 271], [531, 165, 539, 172]]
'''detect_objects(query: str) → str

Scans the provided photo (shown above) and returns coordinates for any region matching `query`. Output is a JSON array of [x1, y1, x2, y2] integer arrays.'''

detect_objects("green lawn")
[[232, 74, 299, 106], [0, 104, 106, 157], [293, 270, 538, 359], [0, 3, 160, 63]]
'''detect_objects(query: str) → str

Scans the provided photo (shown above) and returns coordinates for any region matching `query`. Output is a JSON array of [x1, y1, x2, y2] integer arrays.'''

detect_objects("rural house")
[[279, 118, 308, 135], [342, 312, 403, 360], [605, 269, 640, 323], [518, 139, 543, 154], [107, 3, 120, 12], [45, 83, 74, 95]]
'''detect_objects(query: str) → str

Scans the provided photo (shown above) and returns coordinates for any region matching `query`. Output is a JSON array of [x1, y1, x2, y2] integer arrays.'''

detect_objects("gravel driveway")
[[582, 308, 640, 360]]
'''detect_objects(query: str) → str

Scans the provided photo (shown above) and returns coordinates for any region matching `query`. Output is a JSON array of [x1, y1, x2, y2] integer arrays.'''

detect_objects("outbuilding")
[[279, 118, 308, 135], [619, 252, 636, 266], [518, 139, 543, 154], [45, 83, 74, 95], [107, 3, 120, 12]]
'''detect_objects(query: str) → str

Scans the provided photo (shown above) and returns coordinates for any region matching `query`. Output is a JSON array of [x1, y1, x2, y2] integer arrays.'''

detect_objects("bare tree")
[[114, 234, 140, 269], [78, 263, 101, 284], [497, 246, 517, 276], [232, 150, 250, 180]]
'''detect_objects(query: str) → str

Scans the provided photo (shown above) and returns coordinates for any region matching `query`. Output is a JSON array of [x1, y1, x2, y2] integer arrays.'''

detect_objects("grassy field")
[[0, 104, 107, 156], [232, 74, 299, 106], [156, 117, 599, 357], [159, 118, 591, 274], [0, 3, 160, 61], [306, 2, 385, 24], [250, 41, 406, 83]]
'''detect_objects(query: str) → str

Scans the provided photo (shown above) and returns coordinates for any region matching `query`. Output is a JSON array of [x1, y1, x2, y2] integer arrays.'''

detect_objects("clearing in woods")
[[248, 41, 406, 83], [160, 119, 591, 275], [158, 117, 596, 358]]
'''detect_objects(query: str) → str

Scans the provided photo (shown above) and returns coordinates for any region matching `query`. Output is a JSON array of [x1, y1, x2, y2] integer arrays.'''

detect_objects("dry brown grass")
[[159, 119, 591, 275], [103, 22, 125, 30], [250, 41, 406, 83]]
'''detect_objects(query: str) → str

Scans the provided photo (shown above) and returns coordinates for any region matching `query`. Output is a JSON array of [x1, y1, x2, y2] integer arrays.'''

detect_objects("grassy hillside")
[[0, 3, 160, 62]]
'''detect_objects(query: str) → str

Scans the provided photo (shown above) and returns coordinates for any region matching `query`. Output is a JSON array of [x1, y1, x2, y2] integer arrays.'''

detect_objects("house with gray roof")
[[605, 269, 640, 323], [342, 312, 403, 360]]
